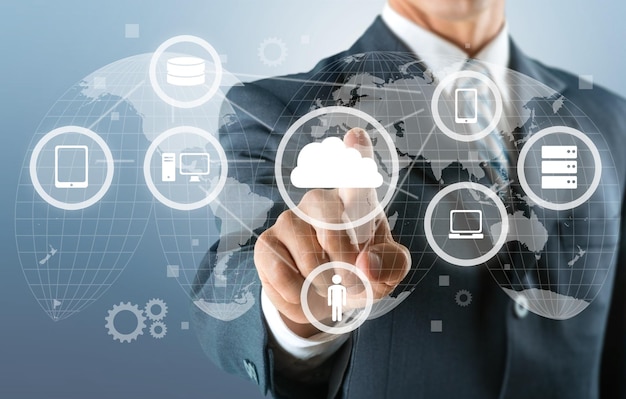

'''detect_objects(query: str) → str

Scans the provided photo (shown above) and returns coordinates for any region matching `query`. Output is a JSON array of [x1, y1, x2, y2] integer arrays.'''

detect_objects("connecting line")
[[95, 159, 135, 164], [381, 108, 424, 133], [380, 181, 421, 203], [211, 73, 426, 148], [205, 86, 276, 132], [385, 123, 436, 214], [228, 72, 422, 96], [88, 80, 145, 130], [212, 199, 300, 275]]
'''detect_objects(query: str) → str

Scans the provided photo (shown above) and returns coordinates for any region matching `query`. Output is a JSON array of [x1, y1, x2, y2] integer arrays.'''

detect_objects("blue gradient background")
[[1, 1, 624, 398]]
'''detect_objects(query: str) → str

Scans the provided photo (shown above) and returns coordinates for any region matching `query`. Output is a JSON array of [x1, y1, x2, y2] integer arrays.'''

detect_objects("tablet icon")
[[449, 209, 484, 239], [54, 145, 89, 188], [455, 88, 478, 124]]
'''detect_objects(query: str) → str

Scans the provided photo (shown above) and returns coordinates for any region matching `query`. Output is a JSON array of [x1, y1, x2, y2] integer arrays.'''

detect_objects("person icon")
[[328, 274, 347, 322]]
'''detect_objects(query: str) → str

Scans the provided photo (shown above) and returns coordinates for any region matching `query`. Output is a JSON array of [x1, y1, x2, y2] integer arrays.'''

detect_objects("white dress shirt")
[[262, 1, 511, 365]]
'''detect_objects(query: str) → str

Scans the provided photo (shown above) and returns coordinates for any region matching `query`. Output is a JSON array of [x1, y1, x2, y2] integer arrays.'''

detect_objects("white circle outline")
[[29, 126, 114, 211], [275, 106, 399, 231], [517, 126, 602, 211], [300, 261, 374, 335], [149, 35, 223, 109], [424, 182, 509, 267], [143, 126, 228, 211], [431, 70, 503, 142]]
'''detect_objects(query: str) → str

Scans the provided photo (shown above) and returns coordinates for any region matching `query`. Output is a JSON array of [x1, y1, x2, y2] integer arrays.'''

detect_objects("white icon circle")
[[300, 261, 374, 335], [275, 106, 399, 231], [431, 70, 503, 142], [29, 126, 114, 211], [517, 126, 602, 211], [149, 35, 223, 109], [143, 126, 228, 211], [424, 182, 509, 267]]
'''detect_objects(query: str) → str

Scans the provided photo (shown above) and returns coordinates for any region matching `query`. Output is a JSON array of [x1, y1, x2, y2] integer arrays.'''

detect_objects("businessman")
[[193, 0, 626, 398]]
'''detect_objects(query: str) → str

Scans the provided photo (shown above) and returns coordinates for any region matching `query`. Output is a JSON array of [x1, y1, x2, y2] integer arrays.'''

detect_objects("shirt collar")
[[381, 2, 510, 88]]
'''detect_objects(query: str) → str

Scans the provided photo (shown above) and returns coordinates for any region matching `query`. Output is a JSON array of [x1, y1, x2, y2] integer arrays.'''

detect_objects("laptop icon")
[[449, 210, 483, 239]]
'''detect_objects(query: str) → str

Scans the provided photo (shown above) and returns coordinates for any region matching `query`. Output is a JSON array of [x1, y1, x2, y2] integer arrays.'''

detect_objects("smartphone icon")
[[54, 145, 89, 188], [162, 153, 176, 182], [455, 88, 478, 124]]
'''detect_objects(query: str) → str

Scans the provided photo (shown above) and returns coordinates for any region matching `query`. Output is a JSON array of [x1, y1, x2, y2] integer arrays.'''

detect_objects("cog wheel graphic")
[[455, 289, 473, 307], [105, 302, 147, 343], [257, 37, 288, 67], [149, 321, 168, 339], [145, 298, 168, 321]]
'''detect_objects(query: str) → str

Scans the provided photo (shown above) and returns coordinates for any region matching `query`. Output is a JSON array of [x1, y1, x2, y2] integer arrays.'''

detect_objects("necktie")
[[452, 60, 514, 193]]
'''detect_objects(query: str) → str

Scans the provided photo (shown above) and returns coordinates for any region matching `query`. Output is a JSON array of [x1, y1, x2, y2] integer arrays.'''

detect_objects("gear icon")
[[257, 37, 288, 67], [455, 289, 473, 307], [149, 321, 168, 339], [105, 302, 147, 343], [145, 298, 168, 321]]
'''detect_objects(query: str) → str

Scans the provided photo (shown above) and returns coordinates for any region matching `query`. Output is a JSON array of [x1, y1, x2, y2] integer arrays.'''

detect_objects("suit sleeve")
[[190, 81, 351, 399], [600, 185, 626, 399]]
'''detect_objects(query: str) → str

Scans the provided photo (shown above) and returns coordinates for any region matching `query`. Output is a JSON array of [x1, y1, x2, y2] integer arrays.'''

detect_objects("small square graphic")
[[166, 264, 180, 278], [111, 112, 120, 121], [438, 275, 450, 287], [300, 35, 310, 44], [431, 320, 443, 333], [465, 42, 471, 49], [220, 54, 228, 64], [94, 77, 106, 90], [125, 24, 140, 38], [181, 321, 190, 330], [191, 238, 199, 247], [504, 263, 511, 270], [579, 75, 593, 90]]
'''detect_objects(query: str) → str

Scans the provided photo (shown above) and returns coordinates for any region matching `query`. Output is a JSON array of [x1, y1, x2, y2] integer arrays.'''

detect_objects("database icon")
[[166, 56, 206, 87]]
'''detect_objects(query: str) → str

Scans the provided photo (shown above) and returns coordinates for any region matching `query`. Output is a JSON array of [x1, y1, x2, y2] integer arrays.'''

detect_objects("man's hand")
[[255, 128, 411, 337]]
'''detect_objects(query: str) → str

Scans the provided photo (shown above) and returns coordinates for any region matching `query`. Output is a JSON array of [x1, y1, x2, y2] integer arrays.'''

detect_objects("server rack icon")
[[541, 145, 577, 189]]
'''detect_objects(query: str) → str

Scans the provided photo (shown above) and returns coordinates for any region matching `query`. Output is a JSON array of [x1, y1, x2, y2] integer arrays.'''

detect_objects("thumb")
[[338, 128, 381, 245]]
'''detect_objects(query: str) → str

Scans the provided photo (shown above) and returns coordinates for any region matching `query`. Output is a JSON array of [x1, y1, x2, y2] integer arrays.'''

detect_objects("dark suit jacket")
[[192, 16, 626, 399]]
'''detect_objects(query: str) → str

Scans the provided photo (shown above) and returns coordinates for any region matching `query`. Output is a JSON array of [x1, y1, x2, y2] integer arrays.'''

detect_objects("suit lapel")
[[508, 39, 568, 94]]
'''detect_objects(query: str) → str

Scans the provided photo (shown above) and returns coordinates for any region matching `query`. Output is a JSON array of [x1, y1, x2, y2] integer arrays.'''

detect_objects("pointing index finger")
[[338, 128, 381, 245]]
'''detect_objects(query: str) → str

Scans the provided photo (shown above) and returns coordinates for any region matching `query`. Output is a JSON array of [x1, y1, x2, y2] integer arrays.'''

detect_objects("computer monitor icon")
[[449, 210, 483, 239], [179, 152, 210, 182]]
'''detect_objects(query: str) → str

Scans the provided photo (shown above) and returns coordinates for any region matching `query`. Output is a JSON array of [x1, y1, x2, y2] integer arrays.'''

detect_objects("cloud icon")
[[290, 137, 383, 188]]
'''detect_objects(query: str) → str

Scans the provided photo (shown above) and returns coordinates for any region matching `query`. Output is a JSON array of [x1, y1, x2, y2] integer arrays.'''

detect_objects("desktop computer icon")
[[161, 153, 176, 182], [449, 209, 483, 239], [179, 152, 210, 182]]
